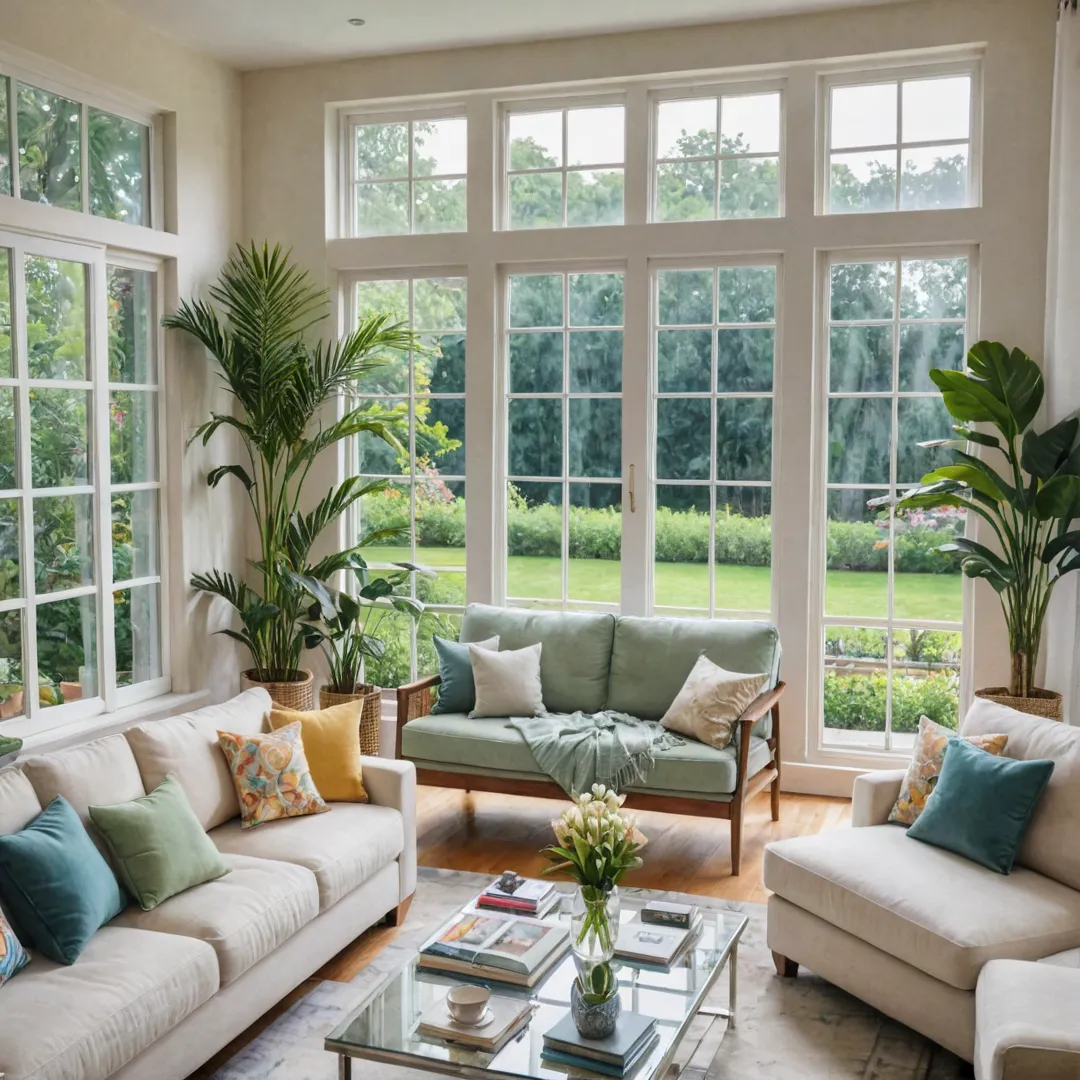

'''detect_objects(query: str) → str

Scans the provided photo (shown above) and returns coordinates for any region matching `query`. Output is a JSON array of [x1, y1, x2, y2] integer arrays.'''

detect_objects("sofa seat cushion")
[[764, 825, 1080, 991], [209, 803, 403, 911], [111, 853, 318, 985], [402, 713, 774, 795], [0, 925, 218, 1080]]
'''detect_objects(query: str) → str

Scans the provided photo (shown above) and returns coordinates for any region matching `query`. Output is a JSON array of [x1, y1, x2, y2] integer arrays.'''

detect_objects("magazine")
[[421, 909, 569, 980]]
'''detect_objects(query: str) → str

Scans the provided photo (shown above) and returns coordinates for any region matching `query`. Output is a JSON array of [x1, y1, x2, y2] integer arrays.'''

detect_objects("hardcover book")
[[542, 1011, 657, 1067], [417, 992, 533, 1051]]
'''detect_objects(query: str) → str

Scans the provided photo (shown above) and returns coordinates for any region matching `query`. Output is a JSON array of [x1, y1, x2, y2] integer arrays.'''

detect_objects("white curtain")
[[1043, 0, 1080, 722]]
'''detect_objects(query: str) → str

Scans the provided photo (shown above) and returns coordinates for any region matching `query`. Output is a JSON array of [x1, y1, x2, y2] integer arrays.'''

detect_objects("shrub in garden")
[[823, 671, 959, 733]]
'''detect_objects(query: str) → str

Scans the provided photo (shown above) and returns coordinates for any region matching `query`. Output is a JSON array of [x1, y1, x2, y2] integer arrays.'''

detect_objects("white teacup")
[[446, 984, 490, 1026]]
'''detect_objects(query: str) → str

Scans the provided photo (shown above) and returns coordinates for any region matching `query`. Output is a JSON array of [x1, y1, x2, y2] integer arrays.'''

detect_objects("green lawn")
[[371, 546, 962, 623]]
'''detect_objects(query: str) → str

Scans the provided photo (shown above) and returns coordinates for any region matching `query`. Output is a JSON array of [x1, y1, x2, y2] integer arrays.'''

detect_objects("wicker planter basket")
[[320, 684, 382, 755], [240, 669, 315, 711], [975, 686, 1063, 721]]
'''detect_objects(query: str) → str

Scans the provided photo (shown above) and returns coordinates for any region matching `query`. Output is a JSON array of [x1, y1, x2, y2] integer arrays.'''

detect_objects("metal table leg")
[[339, 1055, 352, 1080], [728, 942, 738, 1030]]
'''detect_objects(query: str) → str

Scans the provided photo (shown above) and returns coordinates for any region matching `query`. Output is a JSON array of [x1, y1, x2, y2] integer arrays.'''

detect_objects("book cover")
[[614, 921, 689, 965], [423, 909, 568, 977], [418, 936, 567, 987], [543, 1012, 656, 1066]]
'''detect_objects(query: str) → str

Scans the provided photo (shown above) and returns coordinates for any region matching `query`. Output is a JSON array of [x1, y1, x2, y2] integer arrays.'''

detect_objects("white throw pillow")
[[468, 643, 545, 718], [659, 654, 768, 750]]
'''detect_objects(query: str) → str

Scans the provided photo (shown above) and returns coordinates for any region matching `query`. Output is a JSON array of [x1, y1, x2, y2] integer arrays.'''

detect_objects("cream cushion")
[[962, 697, 1080, 891], [111, 853, 318, 985], [468, 642, 545, 718], [0, 925, 218, 1080], [210, 802, 404, 911], [659, 653, 767, 749], [0, 767, 42, 834], [764, 825, 1080, 991], [125, 687, 271, 831]]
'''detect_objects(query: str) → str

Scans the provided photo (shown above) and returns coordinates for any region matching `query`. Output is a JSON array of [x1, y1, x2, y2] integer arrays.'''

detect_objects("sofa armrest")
[[395, 674, 441, 758], [361, 756, 417, 902], [851, 769, 906, 827]]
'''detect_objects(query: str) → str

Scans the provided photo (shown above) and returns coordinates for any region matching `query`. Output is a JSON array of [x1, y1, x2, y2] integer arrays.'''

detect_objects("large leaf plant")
[[888, 341, 1080, 698], [164, 242, 417, 682]]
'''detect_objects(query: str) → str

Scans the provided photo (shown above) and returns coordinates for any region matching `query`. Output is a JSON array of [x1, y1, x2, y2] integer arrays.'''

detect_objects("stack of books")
[[476, 876, 559, 918], [614, 911, 703, 968], [417, 993, 534, 1053], [541, 1012, 659, 1077], [419, 908, 569, 987]]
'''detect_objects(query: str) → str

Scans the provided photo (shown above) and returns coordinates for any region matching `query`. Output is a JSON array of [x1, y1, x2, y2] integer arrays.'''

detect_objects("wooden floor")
[[189, 786, 850, 1078]]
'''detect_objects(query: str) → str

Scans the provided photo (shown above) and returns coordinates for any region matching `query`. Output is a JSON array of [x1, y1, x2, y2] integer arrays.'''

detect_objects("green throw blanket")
[[510, 711, 683, 797]]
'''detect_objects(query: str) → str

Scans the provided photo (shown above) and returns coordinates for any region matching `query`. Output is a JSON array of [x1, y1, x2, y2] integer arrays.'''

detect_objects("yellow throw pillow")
[[269, 701, 369, 803]]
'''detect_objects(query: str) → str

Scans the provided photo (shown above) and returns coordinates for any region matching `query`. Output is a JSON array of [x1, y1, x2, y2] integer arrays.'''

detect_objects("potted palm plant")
[[164, 242, 417, 709], [889, 341, 1080, 718]]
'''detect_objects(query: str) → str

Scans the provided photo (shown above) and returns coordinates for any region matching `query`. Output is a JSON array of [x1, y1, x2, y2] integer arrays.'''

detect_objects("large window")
[[352, 274, 467, 686], [505, 270, 624, 610], [822, 253, 970, 751], [654, 262, 776, 617], [0, 235, 165, 725]]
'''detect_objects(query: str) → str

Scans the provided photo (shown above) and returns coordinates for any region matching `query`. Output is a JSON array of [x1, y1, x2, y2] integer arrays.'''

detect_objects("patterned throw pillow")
[[889, 715, 1009, 826], [659, 653, 768, 750], [0, 910, 29, 986], [217, 722, 330, 829]]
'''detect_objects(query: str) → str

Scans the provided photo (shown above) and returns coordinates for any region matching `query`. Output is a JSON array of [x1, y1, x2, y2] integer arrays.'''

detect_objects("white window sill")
[[12, 690, 210, 757]]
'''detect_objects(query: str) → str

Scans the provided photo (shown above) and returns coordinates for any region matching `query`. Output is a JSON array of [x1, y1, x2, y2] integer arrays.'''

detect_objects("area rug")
[[211, 867, 972, 1080]]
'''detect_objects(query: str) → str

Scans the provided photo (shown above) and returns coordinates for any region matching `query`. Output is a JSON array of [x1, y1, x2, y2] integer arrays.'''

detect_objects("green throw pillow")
[[906, 736, 1054, 874], [0, 795, 125, 964], [431, 634, 498, 714], [89, 776, 229, 910]]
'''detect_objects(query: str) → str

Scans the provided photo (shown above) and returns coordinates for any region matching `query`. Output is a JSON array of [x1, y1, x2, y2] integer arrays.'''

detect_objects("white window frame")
[[341, 105, 468, 239], [649, 253, 782, 621], [650, 79, 787, 223], [810, 243, 979, 759], [819, 58, 983, 216], [499, 93, 627, 231], [0, 231, 170, 739]]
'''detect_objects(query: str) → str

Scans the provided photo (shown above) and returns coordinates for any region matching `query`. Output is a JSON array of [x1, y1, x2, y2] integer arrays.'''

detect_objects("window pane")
[[356, 181, 409, 237], [569, 399, 621, 478], [897, 397, 953, 485], [899, 324, 965, 392], [825, 492, 888, 618], [656, 99, 716, 160], [510, 332, 562, 394], [416, 478, 465, 593], [356, 122, 408, 179], [31, 389, 91, 488], [508, 111, 562, 169], [88, 109, 148, 225], [360, 481, 411, 552], [421, 397, 465, 476], [413, 178, 466, 233], [355, 279, 410, 395], [902, 77, 970, 144], [717, 329, 774, 393], [36, 594, 98, 706], [508, 172, 562, 229], [900, 258, 967, 320], [716, 399, 771, 482], [655, 484, 710, 611], [828, 398, 891, 486], [112, 489, 159, 580], [900, 145, 969, 210], [831, 82, 897, 149], [891, 628, 961, 738], [568, 482, 620, 606], [721, 93, 780, 155], [108, 267, 155, 384], [0, 77, 10, 197], [507, 481, 562, 599], [894, 511, 965, 623], [0, 611, 23, 719], [357, 403, 406, 475], [414, 277, 467, 332], [25, 257, 89, 380], [567, 107, 624, 166], [425, 332, 466, 395], [569, 273, 623, 327], [718, 267, 775, 324], [18, 84, 81, 211], [566, 170, 623, 227], [569, 331, 622, 393], [0, 500, 19, 601], [413, 118, 466, 176], [658, 330, 711, 393], [510, 274, 563, 328], [0, 388, 15, 490], [34, 494, 94, 593], [829, 151, 897, 214], [114, 583, 162, 688], [509, 398, 562, 477], [829, 325, 893, 393], [656, 160, 715, 222], [657, 398, 710, 480], [659, 269, 713, 326], [823, 625, 889, 750], [0, 249, 10, 377], [715, 486, 771, 612], [110, 391, 157, 484], [830, 261, 896, 321]]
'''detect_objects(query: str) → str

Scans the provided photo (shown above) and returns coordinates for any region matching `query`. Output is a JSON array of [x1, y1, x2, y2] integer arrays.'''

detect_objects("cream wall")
[[0, 0, 246, 704], [241, 0, 1061, 787]]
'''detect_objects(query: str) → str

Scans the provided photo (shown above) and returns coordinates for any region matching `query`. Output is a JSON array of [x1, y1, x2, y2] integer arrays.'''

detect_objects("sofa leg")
[[730, 801, 743, 876], [772, 951, 798, 978], [385, 894, 414, 927], [770, 773, 781, 822]]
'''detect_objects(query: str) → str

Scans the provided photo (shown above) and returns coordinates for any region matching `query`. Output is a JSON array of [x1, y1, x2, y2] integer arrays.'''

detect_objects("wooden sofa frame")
[[395, 678, 786, 876]]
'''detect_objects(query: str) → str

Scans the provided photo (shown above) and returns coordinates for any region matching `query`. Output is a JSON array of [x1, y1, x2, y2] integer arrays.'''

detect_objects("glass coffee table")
[[326, 897, 748, 1080]]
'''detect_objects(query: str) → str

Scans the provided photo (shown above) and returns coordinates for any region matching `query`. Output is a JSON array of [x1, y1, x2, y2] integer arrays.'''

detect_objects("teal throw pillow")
[[431, 634, 499, 714], [0, 795, 125, 964], [89, 775, 230, 911], [907, 736, 1054, 874]]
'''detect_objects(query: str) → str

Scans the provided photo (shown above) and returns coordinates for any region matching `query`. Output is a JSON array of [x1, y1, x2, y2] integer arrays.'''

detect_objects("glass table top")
[[326, 897, 748, 1080]]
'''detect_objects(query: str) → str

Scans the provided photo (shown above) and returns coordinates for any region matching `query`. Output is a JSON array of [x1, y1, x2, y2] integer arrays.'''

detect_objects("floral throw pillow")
[[889, 715, 1009, 826], [218, 722, 330, 829], [0, 910, 29, 986]]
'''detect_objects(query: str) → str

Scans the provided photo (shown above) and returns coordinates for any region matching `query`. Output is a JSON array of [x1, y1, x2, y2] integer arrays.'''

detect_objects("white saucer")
[[448, 1006, 495, 1029]]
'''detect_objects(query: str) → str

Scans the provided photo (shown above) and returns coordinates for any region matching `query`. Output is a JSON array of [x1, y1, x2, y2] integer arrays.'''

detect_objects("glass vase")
[[570, 885, 620, 965]]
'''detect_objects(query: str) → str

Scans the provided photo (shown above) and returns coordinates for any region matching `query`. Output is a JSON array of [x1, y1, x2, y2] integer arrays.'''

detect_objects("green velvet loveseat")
[[396, 604, 785, 875]]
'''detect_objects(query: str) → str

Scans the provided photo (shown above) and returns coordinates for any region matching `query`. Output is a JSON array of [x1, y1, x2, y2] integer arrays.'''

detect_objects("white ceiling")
[[104, 0, 898, 71]]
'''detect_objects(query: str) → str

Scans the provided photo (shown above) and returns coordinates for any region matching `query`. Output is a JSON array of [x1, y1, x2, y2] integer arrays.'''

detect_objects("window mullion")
[[80, 102, 90, 216]]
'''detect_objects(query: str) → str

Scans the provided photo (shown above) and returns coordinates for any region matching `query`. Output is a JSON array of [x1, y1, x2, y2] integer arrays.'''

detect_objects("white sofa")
[[764, 697, 1080, 1067], [0, 688, 417, 1080]]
